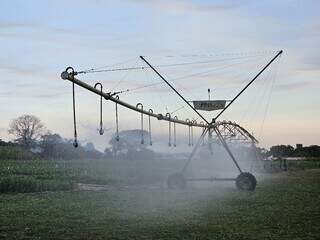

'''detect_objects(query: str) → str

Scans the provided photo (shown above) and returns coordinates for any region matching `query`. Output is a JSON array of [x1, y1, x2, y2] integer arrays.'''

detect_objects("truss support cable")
[[76, 66, 145, 74], [77, 53, 272, 75], [214, 50, 283, 121], [140, 56, 210, 125], [116, 55, 270, 95]]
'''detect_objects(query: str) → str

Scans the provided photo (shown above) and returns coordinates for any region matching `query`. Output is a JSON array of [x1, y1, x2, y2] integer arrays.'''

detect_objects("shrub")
[[0, 176, 73, 193], [0, 146, 38, 161]]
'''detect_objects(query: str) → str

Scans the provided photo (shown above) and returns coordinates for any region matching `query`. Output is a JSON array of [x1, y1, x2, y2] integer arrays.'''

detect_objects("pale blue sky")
[[0, 0, 319, 150]]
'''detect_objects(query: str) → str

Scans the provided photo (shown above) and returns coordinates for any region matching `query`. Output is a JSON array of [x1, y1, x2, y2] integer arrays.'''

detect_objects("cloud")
[[31, 92, 70, 99], [0, 21, 77, 35], [129, 0, 247, 13], [0, 22, 35, 29], [0, 63, 68, 99], [274, 81, 312, 92], [307, 23, 320, 38], [298, 54, 320, 72], [0, 63, 61, 85], [0, 89, 69, 99], [0, 63, 39, 76]]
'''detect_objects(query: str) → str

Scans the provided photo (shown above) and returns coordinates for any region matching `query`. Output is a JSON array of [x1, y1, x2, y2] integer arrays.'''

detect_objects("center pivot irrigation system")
[[61, 50, 283, 191]]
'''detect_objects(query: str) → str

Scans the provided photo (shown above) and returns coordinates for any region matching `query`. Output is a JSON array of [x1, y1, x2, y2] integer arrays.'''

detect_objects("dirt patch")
[[75, 183, 125, 191], [75, 183, 165, 192]]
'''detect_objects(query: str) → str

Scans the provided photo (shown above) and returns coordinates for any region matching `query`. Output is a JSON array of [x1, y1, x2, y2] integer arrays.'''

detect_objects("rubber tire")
[[235, 172, 257, 191], [167, 173, 187, 189]]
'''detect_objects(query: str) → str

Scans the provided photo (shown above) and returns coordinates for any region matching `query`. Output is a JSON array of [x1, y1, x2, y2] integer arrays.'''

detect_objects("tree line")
[[1, 114, 155, 160], [265, 145, 320, 158], [1, 114, 319, 160]]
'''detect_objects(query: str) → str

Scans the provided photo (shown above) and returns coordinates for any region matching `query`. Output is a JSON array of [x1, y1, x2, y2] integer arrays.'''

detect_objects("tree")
[[104, 148, 112, 159], [83, 142, 103, 159], [256, 147, 268, 159], [8, 114, 45, 148], [0, 139, 7, 146], [269, 145, 294, 158], [84, 142, 95, 152], [292, 145, 320, 157], [109, 129, 154, 160], [40, 133, 83, 159], [40, 133, 103, 160], [40, 133, 64, 158]]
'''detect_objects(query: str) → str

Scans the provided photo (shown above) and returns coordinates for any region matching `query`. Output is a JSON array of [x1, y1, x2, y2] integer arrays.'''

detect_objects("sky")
[[0, 0, 319, 151]]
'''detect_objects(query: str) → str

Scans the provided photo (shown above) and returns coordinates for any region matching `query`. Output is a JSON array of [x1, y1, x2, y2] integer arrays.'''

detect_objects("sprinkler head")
[[99, 128, 104, 135], [73, 140, 78, 148], [60, 71, 69, 80]]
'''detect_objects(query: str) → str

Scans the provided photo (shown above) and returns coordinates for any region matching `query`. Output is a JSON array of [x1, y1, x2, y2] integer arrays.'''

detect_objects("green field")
[[0, 159, 319, 240], [0, 159, 183, 193]]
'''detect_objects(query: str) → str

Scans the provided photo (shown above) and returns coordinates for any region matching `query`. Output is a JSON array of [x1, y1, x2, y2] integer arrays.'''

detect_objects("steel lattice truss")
[[212, 121, 258, 145]]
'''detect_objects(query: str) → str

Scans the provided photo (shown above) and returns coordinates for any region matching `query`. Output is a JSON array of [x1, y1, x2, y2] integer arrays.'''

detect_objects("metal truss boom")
[[61, 68, 207, 128]]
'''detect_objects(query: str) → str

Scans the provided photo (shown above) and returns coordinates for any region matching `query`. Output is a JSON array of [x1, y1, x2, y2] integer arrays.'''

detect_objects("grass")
[[1, 158, 318, 193], [262, 158, 320, 173], [286, 158, 320, 170], [0, 158, 319, 239], [0, 159, 183, 193]]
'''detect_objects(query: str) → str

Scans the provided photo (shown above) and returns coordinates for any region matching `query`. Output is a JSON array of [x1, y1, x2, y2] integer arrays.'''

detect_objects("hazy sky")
[[0, 0, 319, 151]]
